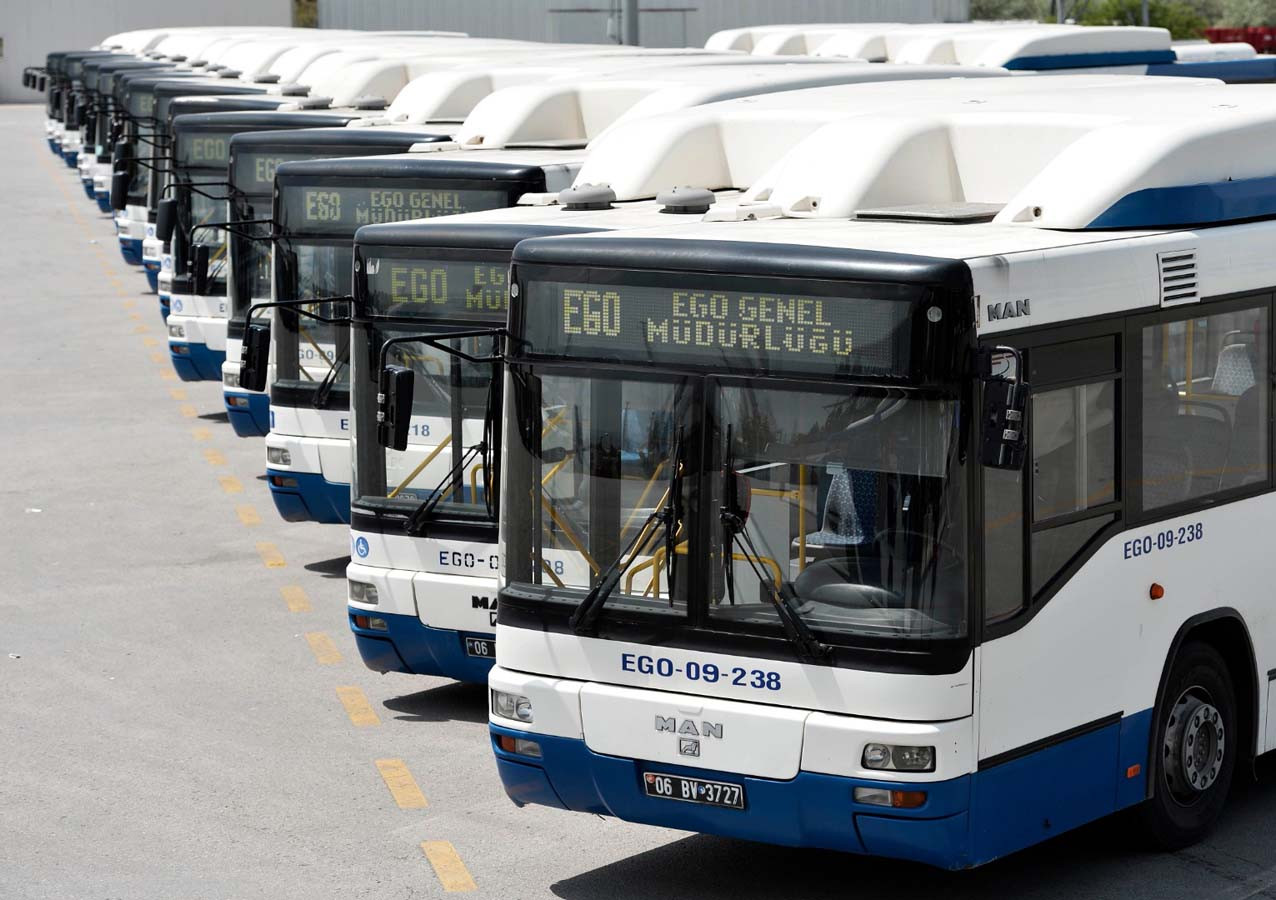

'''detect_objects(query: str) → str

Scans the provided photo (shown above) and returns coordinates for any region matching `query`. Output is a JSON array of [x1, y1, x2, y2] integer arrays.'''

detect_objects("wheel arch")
[[1146, 607, 1260, 799]]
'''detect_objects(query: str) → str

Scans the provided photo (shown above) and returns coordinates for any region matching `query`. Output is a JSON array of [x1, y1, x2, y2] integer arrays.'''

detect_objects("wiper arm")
[[569, 434, 684, 635], [312, 342, 350, 409], [404, 380, 497, 535]]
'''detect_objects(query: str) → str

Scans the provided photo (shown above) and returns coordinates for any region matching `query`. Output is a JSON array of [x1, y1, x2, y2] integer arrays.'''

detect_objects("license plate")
[[464, 637, 494, 658], [643, 772, 745, 810]]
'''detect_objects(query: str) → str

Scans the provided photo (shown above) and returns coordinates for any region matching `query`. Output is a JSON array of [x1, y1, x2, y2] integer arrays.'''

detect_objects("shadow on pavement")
[[198, 411, 230, 423], [304, 555, 350, 579], [383, 681, 488, 724]]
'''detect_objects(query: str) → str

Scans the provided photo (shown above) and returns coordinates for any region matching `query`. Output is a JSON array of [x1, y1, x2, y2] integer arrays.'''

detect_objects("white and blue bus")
[[344, 73, 1215, 687], [485, 83, 1276, 867]]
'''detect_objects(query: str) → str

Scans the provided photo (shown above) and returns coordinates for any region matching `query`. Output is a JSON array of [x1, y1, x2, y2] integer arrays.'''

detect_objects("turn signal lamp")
[[853, 787, 927, 809], [497, 735, 542, 758]]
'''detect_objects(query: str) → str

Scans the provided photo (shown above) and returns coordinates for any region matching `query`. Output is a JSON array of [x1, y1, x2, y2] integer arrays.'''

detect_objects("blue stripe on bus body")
[[491, 708, 1154, 870], [169, 341, 225, 382], [1002, 49, 1174, 70], [350, 609, 495, 683], [81, 179, 96, 200], [265, 468, 350, 524], [95, 193, 112, 214], [1087, 175, 1276, 229], [144, 269, 159, 293], [224, 390, 270, 437], [1146, 58, 1276, 82], [118, 237, 143, 266]]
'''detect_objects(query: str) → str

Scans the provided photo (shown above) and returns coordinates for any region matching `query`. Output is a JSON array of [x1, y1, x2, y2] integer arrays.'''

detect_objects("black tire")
[[1139, 640, 1238, 849]]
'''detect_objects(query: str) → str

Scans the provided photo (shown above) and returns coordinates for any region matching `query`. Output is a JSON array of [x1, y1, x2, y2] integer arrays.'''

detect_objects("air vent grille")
[[1158, 250, 1198, 306]]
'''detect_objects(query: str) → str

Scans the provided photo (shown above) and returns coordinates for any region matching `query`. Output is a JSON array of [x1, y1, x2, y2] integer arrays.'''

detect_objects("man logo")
[[655, 716, 723, 739], [987, 299, 1031, 321], [679, 738, 700, 757]]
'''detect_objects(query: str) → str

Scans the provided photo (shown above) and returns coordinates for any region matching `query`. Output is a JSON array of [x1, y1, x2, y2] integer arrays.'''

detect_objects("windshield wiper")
[[312, 342, 349, 409], [569, 432, 684, 635], [404, 380, 497, 536], [720, 432, 829, 663]]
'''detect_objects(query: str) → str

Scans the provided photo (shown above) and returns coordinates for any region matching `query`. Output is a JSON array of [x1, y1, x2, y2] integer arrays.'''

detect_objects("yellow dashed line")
[[170, 388, 187, 401], [421, 842, 476, 892], [305, 632, 342, 665], [179, 404, 197, 418], [132, 325, 149, 334], [280, 585, 311, 613], [151, 351, 166, 364], [376, 759, 428, 809], [161, 371, 176, 382], [256, 542, 285, 568], [128, 312, 142, 321], [143, 337, 159, 347], [336, 686, 380, 727], [218, 475, 243, 494], [236, 505, 261, 526], [122, 300, 137, 309], [203, 448, 226, 466], [191, 427, 212, 441]]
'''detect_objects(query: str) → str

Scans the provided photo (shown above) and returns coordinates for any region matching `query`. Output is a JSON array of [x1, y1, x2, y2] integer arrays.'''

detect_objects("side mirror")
[[378, 365, 415, 451], [38, 76, 47, 92], [722, 468, 752, 529], [979, 366, 1030, 470], [155, 198, 176, 243], [109, 170, 130, 211], [112, 140, 132, 168], [192, 244, 210, 295], [239, 322, 271, 392]]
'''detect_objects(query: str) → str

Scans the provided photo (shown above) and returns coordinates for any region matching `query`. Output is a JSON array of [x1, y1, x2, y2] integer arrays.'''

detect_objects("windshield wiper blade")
[[404, 380, 497, 536], [313, 342, 349, 409], [569, 433, 683, 635]]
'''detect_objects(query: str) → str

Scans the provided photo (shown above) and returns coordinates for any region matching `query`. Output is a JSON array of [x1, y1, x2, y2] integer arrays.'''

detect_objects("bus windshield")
[[502, 269, 969, 651], [275, 239, 352, 386], [352, 251, 509, 525]]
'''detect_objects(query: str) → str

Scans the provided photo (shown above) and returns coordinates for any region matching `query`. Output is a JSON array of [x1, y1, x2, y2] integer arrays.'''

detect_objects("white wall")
[[0, 0, 292, 102]]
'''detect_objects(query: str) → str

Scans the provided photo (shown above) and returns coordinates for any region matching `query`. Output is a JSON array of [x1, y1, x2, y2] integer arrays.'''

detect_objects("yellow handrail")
[[469, 461, 487, 505], [538, 557, 565, 588], [541, 407, 568, 438], [387, 434, 452, 499], [539, 494, 599, 575], [620, 461, 668, 542], [540, 453, 572, 487]]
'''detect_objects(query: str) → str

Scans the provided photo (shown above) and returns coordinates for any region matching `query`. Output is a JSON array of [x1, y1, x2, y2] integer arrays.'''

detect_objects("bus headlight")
[[348, 580, 378, 606], [862, 743, 935, 772], [168, 323, 185, 339], [267, 447, 291, 466], [491, 690, 533, 723], [223, 371, 239, 388]]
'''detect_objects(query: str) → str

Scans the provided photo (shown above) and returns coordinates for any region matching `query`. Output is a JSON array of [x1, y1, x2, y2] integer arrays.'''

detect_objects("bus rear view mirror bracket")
[[378, 366, 414, 452], [979, 346, 1029, 470], [109, 170, 130, 211]]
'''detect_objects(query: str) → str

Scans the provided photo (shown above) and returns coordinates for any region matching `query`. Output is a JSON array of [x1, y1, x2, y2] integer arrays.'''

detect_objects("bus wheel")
[[1141, 641, 1237, 849]]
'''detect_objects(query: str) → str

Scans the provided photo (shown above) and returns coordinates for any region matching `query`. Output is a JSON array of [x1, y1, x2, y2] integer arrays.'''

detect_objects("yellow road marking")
[[421, 842, 476, 892], [256, 542, 285, 568], [142, 337, 159, 347], [236, 505, 261, 526], [218, 474, 243, 494], [161, 371, 176, 382], [132, 324, 149, 334], [203, 448, 226, 466], [305, 632, 342, 665], [280, 585, 311, 613], [122, 300, 137, 309], [376, 759, 428, 809], [191, 427, 212, 441], [336, 686, 380, 727], [151, 351, 166, 364], [128, 312, 142, 321], [179, 404, 197, 418], [170, 388, 187, 401]]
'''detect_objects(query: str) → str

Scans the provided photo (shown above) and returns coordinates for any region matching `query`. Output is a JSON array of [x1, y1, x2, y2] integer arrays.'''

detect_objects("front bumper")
[[266, 468, 349, 524], [349, 609, 495, 683], [491, 726, 971, 869], [118, 236, 143, 266], [224, 389, 270, 437], [168, 314, 226, 382]]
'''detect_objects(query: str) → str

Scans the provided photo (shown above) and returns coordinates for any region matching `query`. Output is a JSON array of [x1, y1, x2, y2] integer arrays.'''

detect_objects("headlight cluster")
[[348, 580, 378, 606], [266, 446, 291, 466], [491, 690, 533, 723], [862, 743, 935, 772]]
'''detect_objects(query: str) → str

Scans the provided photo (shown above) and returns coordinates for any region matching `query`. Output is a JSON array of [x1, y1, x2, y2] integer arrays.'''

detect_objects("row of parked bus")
[[28, 19, 1276, 870]]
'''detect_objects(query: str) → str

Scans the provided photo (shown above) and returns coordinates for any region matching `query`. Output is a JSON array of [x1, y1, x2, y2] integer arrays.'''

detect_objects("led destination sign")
[[282, 185, 508, 234], [524, 280, 913, 374], [364, 257, 508, 322], [232, 152, 315, 193], [176, 131, 232, 167]]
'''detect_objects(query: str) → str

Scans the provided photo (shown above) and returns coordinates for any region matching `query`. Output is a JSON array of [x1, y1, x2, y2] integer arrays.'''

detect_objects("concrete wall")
[[0, 0, 291, 102], [316, 0, 970, 48]]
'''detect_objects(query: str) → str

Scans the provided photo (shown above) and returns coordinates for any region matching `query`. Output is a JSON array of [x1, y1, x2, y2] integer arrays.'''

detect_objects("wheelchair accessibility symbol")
[[354, 536, 369, 558]]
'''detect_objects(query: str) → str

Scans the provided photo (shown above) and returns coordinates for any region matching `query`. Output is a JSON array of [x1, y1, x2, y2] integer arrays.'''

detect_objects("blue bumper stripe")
[[350, 609, 494, 683], [266, 467, 350, 524], [224, 391, 271, 437], [119, 237, 143, 267], [144, 269, 159, 293], [169, 341, 225, 382], [81, 179, 96, 200]]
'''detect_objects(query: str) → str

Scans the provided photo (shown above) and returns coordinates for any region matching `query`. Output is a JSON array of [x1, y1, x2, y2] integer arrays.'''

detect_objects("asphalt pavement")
[[4, 101, 1276, 900]]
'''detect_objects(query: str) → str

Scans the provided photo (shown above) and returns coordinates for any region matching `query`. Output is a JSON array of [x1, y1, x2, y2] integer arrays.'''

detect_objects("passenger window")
[[983, 466, 1024, 623], [1032, 381, 1116, 521], [1141, 306, 1269, 511]]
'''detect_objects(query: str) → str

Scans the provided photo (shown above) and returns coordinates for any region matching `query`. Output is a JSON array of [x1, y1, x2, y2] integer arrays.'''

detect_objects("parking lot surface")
[[5, 101, 1276, 900]]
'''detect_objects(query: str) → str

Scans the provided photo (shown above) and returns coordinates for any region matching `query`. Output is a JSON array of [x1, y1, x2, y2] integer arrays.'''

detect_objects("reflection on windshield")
[[504, 371, 967, 643], [281, 242, 353, 382], [189, 188, 227, 290]]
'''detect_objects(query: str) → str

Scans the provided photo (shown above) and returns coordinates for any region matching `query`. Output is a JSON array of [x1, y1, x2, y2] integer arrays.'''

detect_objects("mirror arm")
[[242, 296, 354, 331]]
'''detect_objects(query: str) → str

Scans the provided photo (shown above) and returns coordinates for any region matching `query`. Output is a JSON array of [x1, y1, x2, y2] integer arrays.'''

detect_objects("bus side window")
[[1140, 305, 1269, 511], [983, 465, 1024, 623]]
